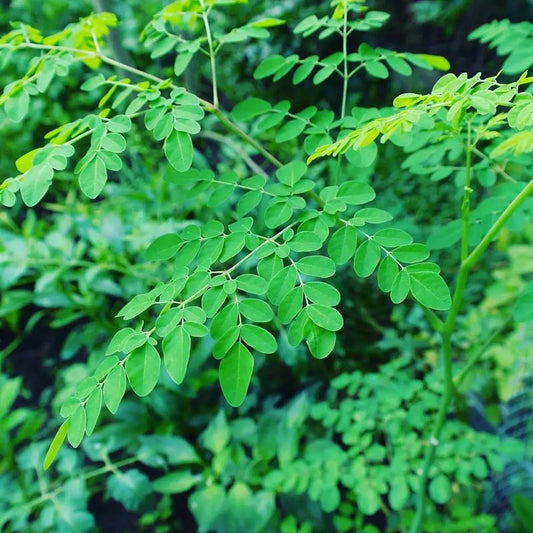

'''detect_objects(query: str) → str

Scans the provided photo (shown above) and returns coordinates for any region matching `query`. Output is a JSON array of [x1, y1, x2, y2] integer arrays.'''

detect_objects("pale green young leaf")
[[219, 343, 254, 407], [125, 344, 161, 397], [43, 420, 69, 470]]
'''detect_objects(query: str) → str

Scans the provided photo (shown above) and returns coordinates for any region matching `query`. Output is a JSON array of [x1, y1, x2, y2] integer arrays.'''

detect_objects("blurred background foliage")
[[1, 0, 532, 531]]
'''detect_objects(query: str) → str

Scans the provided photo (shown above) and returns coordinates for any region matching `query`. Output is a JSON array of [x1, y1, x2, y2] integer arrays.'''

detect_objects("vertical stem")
[[341, 3, 349, 120], [461, 121, 473, 262], [334, 2, 349, 187], [409, 130, 474, 533], [199, 0, 219, 107]]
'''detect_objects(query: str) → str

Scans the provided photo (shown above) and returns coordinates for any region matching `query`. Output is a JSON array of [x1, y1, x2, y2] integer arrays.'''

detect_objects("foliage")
[[0, 0, 532, 531]]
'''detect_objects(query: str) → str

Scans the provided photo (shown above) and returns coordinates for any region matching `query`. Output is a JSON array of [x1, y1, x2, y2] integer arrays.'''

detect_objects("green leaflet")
[[354, 239, 381, 277], [164, 130, 193, 172], [43, 420, 69, 470], [305, 320, 336, 359], [373, 229, 413, 247], [67, 404, 86, 448], [162, 326, 191, 384], [85, 388, 102, 436], [409, 271, 452, 310], [307, 304, 343, 331], [145, 233, 182, 261], [377, 256, 399, 292], [153, 471, 202, 494], [328, 225, 358, 264], [125, 344, 161, 397], [117, 293, 155, 321], [239, 298, 274, 323], [267, 265, 297, 305], [514, 290, 533, 322], [240, 324, 277, 354], [103, 365, 126, 414], [219, 343, 254, 407], [5, 87, 30, 122], [429, 474, 451, 504], [278, 287, 303, 324], [303, 281, 341, 306], [79, 155, 107, 199], [20, 164, 53, 206], [391, 243, 430, 263], [390, 270, 410, 304], [297, 256, 336, 278]]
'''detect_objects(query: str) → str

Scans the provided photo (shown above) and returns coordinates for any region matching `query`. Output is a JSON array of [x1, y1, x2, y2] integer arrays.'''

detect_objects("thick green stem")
[[410, 164, 533, 531], [409, 133, 474, 533], [464, 179, 533, 270]]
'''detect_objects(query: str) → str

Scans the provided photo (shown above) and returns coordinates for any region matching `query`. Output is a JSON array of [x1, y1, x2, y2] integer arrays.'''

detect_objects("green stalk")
[[334, 3, 349, 187], [199, 0, 219, 107], [410, 144, 533, 531], [409, 125, 474, 533]]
